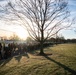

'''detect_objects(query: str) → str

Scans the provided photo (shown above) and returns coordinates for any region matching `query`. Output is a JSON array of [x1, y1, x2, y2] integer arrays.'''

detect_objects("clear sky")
[[0, 0, 76, 40]]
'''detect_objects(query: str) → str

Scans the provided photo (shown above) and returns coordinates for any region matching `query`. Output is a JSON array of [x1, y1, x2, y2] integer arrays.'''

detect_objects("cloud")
[[0, 0, 8, 5]]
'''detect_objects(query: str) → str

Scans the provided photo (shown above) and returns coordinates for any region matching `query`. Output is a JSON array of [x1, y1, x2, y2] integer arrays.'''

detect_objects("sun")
[[15, 27, 28, 40]]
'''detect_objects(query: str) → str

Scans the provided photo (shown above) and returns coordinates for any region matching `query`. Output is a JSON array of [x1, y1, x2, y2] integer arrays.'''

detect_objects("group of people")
[[0, 42, 28, 60], [0, 41, 52, 60]]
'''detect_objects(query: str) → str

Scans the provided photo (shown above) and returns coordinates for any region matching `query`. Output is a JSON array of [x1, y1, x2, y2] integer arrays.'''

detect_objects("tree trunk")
[[39, 41, 44, 55], [39, 28, 45, 55]]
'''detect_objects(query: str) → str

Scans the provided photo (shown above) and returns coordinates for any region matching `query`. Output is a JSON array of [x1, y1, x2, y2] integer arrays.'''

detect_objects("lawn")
[[0, 43, 76, 75]]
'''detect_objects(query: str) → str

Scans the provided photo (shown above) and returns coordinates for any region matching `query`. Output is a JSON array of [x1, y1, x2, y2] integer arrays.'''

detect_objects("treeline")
[[48, 38, 76, 44]]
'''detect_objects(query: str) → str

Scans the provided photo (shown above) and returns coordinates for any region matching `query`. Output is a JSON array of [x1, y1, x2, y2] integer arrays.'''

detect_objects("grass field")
[[0, 43, 76, 75]]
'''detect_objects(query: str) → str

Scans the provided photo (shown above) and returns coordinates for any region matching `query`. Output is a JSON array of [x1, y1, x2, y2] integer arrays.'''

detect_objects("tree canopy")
[[1, 0, 73, 54]]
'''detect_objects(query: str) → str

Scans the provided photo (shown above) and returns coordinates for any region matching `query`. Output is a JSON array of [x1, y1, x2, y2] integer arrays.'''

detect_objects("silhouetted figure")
[[1, 43, 5, 59], [4, 47, 9, 59], [0, 43, 2, 60]]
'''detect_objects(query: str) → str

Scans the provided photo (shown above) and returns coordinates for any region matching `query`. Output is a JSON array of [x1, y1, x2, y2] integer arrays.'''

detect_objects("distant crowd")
[[0, 42, 52, 60], [0, 42, 28, 60], [0, 42, 40, 60]]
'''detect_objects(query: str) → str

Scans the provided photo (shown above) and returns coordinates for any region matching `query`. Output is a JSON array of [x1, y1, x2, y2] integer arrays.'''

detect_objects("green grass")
[[0, 43, 76, 75]]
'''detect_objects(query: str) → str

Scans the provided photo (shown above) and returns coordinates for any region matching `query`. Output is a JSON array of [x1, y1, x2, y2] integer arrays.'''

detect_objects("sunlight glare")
[[15, 27, 28, 40]]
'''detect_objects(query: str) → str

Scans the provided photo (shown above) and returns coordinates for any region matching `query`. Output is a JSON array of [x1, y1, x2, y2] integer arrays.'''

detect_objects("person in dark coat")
[[0, 43, 2, 60]]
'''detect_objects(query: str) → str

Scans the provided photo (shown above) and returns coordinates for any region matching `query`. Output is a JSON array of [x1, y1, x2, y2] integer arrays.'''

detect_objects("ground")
[[0, 44, 76, 75]]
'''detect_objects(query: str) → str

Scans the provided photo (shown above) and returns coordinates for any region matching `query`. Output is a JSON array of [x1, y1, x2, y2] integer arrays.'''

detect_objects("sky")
[[60, 0, 76, 39], [0, 0, 76, 40], [0, 0, 28, 40]]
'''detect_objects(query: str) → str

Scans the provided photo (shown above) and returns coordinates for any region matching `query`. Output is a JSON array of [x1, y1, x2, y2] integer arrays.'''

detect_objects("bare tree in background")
[[2, 0, 73, 55], [9, 33, 20, 40]]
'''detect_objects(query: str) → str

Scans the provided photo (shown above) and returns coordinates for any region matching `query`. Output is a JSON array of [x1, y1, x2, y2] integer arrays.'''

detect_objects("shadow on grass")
[[0, 57, 12, 67], [0, 53, 29, 67], [44, 55, 76, 75], [14, 53, 29, 62]]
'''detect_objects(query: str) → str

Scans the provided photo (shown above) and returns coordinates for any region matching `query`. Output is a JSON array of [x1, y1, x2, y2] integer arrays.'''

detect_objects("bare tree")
[[9, 33, 20, 40], [2, 0, 73, 55]]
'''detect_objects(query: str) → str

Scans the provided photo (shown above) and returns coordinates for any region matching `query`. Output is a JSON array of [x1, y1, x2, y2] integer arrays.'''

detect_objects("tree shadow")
[[0, 53, 29, 67], [0, 57, 12, 67], [44, 55, 76, 75], [14, 53, 29, 62]]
